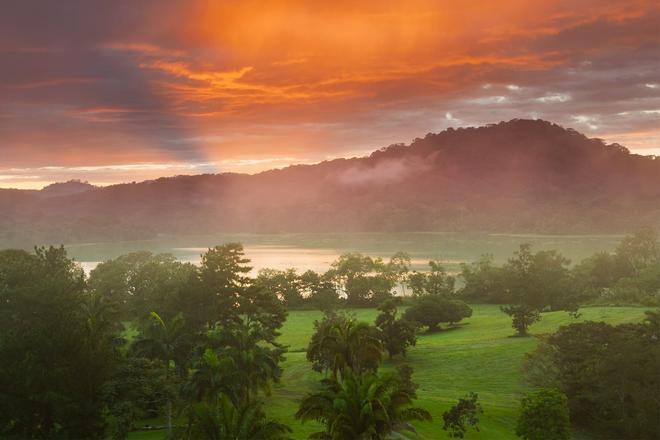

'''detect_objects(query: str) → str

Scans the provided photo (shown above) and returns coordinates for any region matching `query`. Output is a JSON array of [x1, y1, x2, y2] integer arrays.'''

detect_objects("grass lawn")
[[128, 304, 648, 439]]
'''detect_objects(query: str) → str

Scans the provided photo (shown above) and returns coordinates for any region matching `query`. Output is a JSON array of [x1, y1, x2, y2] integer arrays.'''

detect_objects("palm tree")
[[185, 348, 234, 405], [182, 395, 291, 440], [296, 368, 431, 439], [132, 312, 191, 437], [204, 320, 285, 404], [82, 292, 123, 340], [307, 314, 383, 378]]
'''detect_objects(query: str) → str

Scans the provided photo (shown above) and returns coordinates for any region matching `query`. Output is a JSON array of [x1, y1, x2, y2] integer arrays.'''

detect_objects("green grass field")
[[128, 304, 648, 439]]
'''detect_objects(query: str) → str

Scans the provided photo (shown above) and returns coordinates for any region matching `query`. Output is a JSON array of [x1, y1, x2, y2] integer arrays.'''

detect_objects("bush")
[[516, 389, 570, 440], [403, 297, 472, 332], [442, 392, 482, 438]]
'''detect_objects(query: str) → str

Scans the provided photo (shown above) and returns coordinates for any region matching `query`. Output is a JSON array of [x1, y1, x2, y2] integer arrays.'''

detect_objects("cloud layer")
[[1, 0, 659, 187]]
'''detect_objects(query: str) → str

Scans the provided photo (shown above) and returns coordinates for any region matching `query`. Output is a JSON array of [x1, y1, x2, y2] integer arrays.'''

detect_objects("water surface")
[[65, 232, 622, 275]]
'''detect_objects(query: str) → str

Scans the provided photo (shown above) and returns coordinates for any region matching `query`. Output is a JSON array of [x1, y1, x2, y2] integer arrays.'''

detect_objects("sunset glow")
[[1, 0, 659, 188]]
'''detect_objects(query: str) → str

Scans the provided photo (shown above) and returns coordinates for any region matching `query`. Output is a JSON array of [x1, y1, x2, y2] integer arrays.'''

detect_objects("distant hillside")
[[2, 119, 660, 246], [40, 180, 97, 197]]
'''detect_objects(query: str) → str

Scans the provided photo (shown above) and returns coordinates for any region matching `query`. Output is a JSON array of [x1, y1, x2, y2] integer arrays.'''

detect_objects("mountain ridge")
[[2, 119, 659, 246]]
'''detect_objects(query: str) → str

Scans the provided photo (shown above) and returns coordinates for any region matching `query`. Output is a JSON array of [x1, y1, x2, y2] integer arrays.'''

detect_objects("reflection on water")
[[68, 232, 621, 275], [77, 246, 343, 275], [175, 246, 341, 274]]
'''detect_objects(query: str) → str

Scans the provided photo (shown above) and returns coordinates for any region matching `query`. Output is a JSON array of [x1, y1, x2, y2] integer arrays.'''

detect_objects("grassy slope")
[[266, 305, 647, 440], [128, 305, 648, 439]]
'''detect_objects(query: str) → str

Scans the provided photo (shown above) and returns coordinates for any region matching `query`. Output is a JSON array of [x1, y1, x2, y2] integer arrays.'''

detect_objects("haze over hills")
[[2, 119, 660, 247], [39, 180, 97, 198]]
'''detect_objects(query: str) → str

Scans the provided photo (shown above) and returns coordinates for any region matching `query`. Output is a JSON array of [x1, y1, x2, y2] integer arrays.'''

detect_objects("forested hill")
[[2, 119, 660, 246]]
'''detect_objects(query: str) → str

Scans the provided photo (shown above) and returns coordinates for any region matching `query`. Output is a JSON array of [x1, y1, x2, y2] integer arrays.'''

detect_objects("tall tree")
[[88, 251, 194, 324], [328, 253, 395, 306], [255, 268, 305, 308], [132, 312, 192, 436], [239, 284, 288, 343], [408, 260, 456, 297], [202, 320, 285, 405], [199, 243, 252, 326], [500, 244, 576, 336], [0, 247, 119, 438], [300, 269, 340, 311]]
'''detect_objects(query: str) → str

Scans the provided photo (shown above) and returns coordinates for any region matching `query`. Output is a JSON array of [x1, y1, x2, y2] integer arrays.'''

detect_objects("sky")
[[1, 0, 659, 189]]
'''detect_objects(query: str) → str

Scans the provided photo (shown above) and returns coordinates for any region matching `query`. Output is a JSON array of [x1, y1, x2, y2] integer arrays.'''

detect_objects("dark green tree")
[[516, 389, 570, 440], [538, 319, 660, 438], [403, 296, 472, 332], [296, 367, 431, 439], [185, 348, 235, 407], [408, 260, 455, 297], [0, 247, 119, 438], [88, 251, 195, 325], [181, 318, 288, 439], [459, 255, 507, 303], [306, 313, 383, 378], [255, 268, 304, 308], [182, 396, 291, 440], [375, 297, 417, 358], [500, 304, 541, 337], [198, 243, 252, 326], [300, 269, 340, 311], [570, 251, 629, 299], [500, 244, 576, 336], [328, 253, 395, 306], [201, 320, 285, 405], [103, 357, 169, 440], [132, 312, 192, 437]]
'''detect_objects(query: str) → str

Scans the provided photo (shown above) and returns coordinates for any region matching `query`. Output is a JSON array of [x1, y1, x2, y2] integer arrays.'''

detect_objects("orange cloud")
[[0, 0, 659, 187]]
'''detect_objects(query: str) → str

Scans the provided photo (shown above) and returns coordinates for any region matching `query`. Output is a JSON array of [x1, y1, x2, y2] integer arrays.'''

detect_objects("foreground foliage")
[[0, 247, 118, 438], [1, 233, 658, 439], [296, 368, 431, 439], [180, 396, 291, 440], [525, 313, 660, 439]]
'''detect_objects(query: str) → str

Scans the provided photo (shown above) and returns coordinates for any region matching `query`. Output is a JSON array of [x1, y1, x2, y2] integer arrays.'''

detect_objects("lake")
[[63, 232, 624, 275]]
